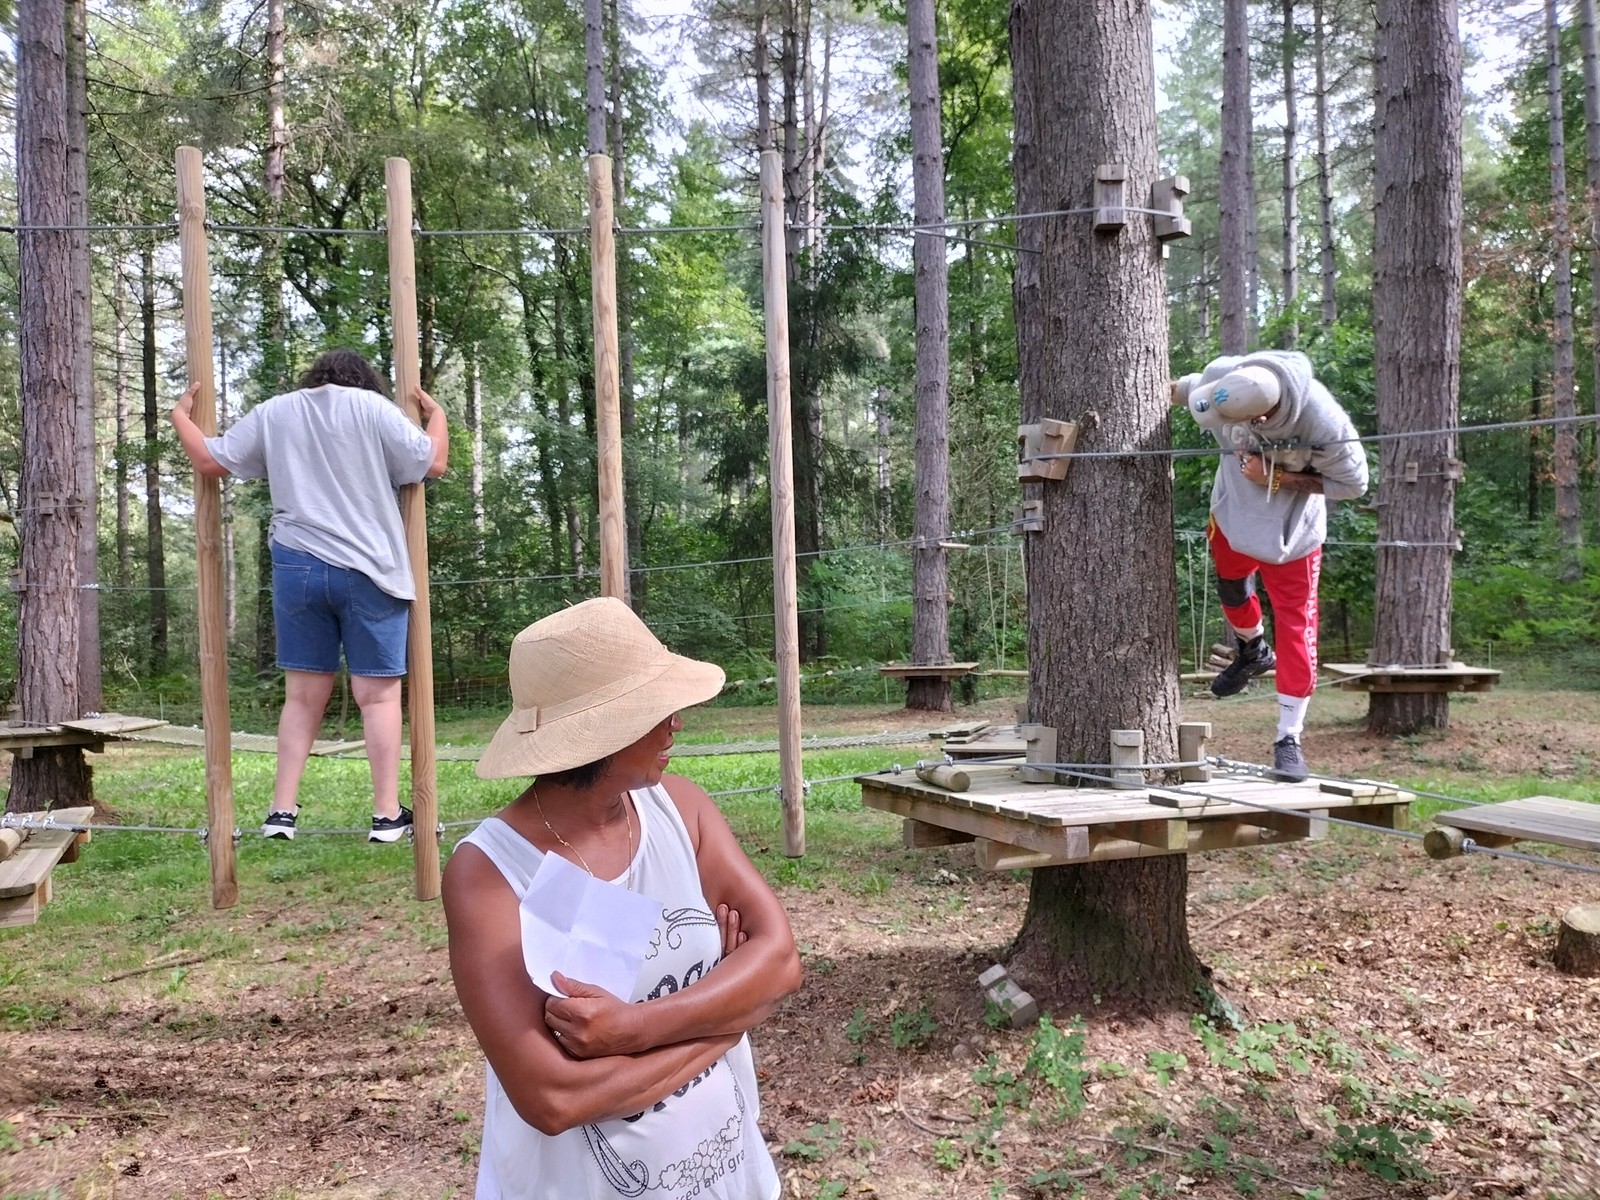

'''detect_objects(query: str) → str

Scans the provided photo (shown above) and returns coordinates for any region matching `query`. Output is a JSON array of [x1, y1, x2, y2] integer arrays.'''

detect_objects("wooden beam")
[[176, 145, 237, 912], [903, 819, 976, 849]]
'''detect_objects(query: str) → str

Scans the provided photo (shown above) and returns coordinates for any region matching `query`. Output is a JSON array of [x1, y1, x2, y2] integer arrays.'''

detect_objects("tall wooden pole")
[[175, 147, 237, 909], [761, 149, 805, 857], [586, 0, 627, 600], [386, 157, 441, 902]]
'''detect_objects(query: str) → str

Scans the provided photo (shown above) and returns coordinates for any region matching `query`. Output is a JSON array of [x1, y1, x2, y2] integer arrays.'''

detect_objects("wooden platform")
[[1324, 662, 1500, 694], [1429, 796, 1600, 857], [880, 661, 979, 681], [859, 766, 1411, 870], [0, 714, 168, 758], [930, 721, 1027, 760], [0, 807, 94, 929]]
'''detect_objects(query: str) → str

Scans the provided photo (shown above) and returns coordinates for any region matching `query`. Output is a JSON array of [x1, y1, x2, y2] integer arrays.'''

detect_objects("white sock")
[[1231, 622, 1265, 643], [1276, 694, 1311, 740]]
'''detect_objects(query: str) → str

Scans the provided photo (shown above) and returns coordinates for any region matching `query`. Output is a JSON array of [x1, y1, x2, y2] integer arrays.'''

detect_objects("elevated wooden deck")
[[880, 661, 979, 681], [0, 807, 94, 929], [930, 721, 1027, 760], [859, 766, 1411, 870], [1324, 662, 1500, 694], [1428, 796, 1600, 858], [0, 714, 167, 758]]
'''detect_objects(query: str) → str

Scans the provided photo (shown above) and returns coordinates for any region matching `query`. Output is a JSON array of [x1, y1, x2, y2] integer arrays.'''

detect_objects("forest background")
[[0, 0, 1589, 725]]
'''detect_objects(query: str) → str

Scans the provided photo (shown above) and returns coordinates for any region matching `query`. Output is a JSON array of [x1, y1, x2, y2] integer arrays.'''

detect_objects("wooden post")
[[1110, 728, 1144, 789], [176, 147, 238, 911], [915, 763, 971, 792], [588, 152, 627, 600], [761, 148, 804, 858], [385, 157, 440, 902], [1177, 721, 1212, 782]]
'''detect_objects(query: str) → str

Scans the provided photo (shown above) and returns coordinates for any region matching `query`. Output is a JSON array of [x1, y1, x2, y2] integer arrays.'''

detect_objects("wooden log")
[[587, 151, 627, 601], [386, 157, 440, 902], [1553, 903, 1600, 977], [0, 827, 25, 862], [176, 146, 238, 911], [761, 149, 804, 859], [915, 764, 970, 792]]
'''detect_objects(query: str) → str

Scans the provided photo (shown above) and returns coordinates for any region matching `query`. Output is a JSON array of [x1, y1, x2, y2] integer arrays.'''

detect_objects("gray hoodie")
[[1188, 351, 1369, 565]]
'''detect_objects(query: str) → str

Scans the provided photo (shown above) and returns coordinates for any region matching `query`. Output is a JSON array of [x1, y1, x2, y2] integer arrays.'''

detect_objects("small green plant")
[[1327, 1122, 1433, 1182], [931, 1136, 962, 1170], [889, 999, 937, 1050], [783, 1119, 844, 1162], [816, 1181, 847, 1200], [1146, 1049, 1187, 1086], [1025, 1014, 1089, 1114], [0, 1119, 22, 1151], [844, 1005, 874, 1064], [983, 998, 1011, 1029], [973, 1055, 1031, 1109], [1096, 1059, 1132, 1079], [1197, 1094, 1249, 1136]]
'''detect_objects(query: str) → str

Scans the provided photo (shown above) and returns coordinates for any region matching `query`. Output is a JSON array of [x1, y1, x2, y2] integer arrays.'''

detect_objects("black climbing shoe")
[[1210, 636, 1277, 698]]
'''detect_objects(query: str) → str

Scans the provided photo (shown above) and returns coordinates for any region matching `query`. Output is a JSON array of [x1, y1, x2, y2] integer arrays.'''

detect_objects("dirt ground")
[[2, 686, 1599, 1199]]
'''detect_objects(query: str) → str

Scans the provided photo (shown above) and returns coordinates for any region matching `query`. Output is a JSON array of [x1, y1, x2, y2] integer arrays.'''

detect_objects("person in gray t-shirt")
[[171, 349, 449, 843]]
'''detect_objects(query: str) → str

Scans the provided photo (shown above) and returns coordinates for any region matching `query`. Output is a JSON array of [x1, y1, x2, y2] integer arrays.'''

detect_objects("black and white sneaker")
[[370, 807, 414, 844], [262, 809, 298, 840], [1272, 735, 1310, 783], [1210, 636, 1277, 698]]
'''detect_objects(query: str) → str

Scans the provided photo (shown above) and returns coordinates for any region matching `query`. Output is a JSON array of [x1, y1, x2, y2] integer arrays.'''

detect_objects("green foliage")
[[1326, 1123, 1434, 1182], [889, 998, 938, 1051], [783, 1119, 845, 1162], [1024, 1014, 1089, 1114], [1146, 1049, 1188, 1087]]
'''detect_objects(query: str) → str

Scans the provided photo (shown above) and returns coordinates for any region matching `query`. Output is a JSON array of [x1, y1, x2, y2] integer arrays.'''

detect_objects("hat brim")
[[474, 653, 725, 780]]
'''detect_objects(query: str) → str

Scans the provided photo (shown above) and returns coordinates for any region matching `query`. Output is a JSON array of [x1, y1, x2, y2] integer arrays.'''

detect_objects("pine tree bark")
[[1314, 0, 1337, 328], [256, 0, 289, 674], [14, 0, 92, 811], [1220, 0, 1252, 354], [140, 240, 168, 673], [609, 0, 645, 611], [1369, 0, 1462, 734], [1579, 0, 1600, 526], [906, 0, 952, 712], [67, 0, 99, 712], [113, 254, 131, 590], [1544, 0, 1584, 579], [1280, 0, 1299, 347], [1007, 0, 1201, 1007]]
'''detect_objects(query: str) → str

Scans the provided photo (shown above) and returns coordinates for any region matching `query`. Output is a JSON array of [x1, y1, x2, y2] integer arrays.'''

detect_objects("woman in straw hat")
[[443, 597, 801, 1200]]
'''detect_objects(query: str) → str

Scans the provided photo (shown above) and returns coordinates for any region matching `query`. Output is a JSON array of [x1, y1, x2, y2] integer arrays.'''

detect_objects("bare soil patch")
[[3, 687, 1599, 1199]]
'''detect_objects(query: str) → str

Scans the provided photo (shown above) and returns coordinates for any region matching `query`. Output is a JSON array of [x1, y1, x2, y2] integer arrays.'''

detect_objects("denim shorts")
[[271, 542, 410, 677]]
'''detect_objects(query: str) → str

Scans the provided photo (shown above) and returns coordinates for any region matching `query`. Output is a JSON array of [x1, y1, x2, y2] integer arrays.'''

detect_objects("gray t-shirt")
[[206, 384, 434, 599]]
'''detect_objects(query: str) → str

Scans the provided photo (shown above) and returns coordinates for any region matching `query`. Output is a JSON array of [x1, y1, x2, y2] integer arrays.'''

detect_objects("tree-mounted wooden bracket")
[[1403, 461, 1419, 483], [1444, 457, 1466, 482], [1019, 723, 1058, 784], [1012, 499, 1045, 534], [1151, 175, 1192, 254], [1093, 164, 1127, 232], [1017, 418, 1078, 482]]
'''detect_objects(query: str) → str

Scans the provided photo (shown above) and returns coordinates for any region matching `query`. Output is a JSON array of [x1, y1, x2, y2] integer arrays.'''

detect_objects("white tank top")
[[457, 785, 781, 1200]]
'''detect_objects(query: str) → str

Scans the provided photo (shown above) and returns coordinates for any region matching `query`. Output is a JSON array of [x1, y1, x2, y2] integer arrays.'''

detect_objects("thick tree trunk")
[[1368, 0, 1462, 735], [1314, 0, 1337, 328], [1220, 0, 1252, 354], [905, 0, 952, 713], [257, 0, 289, 674], [1280, 0, 1299, 347], [1545, 0, 1583, 578], [140, 241, 168, 673], [67, 0, 99, 713], [14, 0, 92, 811], [1008, 0, 1201, 1008], [1580, 0, 1600, 528]]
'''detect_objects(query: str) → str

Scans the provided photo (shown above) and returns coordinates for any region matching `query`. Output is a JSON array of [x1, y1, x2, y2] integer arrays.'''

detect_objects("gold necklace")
[[533, 789, 634, 890]]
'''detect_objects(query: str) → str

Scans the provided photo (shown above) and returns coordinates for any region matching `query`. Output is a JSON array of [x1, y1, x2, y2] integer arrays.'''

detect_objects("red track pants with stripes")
[[1207, 518, 1321, 698]]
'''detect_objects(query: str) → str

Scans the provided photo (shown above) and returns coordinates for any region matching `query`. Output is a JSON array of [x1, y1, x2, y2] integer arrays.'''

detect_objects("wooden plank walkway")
[[931, 722, 1027, 760], [0, 714, 167, 757], [1432, 796, 1600, 855], [880, 661, 979, 680], [1324, 662, 1500, 694], [859, 766, 1411, 870], [0, 806, 95, 929]]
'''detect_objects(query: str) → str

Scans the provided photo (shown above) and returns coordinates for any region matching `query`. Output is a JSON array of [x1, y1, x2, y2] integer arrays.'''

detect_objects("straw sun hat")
[[475, 597, 726, 780]]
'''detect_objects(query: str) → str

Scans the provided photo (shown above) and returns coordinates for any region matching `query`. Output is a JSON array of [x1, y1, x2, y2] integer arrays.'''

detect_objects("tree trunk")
[[755, 0, 772, 151], [257, 0, 289, 674], [14, 0, 92, 811], [1545, 0, 1584, 578], [1530, 373, 1544, 522], [66, 0, 99, 713], [1314, 0, 1337, 328], [875, 388, 892, 541], [1220, 0, 1252, 354], [113, 254, 131, 590], [1579, 0, 1600, 527], [467, 345, 486, 554], [140, 240, 168, 673], [1280, 0, 1299, 348], [609, 0, 645, 611], [1008, 0, 1201, 1008], [1368, 0, 1462, 735], [906, 0, 952, 713]]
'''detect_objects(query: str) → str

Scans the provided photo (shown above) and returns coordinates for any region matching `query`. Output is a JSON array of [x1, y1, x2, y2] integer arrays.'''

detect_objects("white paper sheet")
[[519, 848, 661, 999]]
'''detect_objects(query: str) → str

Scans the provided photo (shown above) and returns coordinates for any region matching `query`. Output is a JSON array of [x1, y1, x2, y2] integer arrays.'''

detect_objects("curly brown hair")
[[298, 349, 390, 397]]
